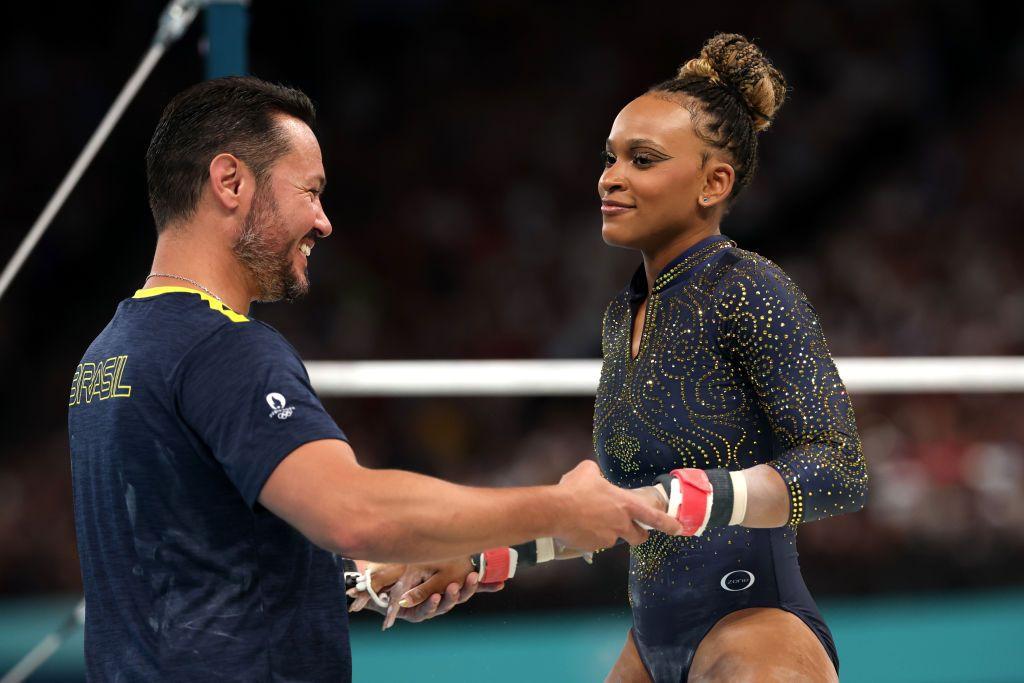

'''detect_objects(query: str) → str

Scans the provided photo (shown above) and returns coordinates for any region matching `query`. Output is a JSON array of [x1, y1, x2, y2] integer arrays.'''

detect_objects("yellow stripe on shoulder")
[[132, 286, 249, 323]]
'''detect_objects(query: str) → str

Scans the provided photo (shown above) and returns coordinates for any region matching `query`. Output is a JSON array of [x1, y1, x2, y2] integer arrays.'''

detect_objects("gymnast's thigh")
[[688, 607, 838, 683], [605, 629, 653, 683]]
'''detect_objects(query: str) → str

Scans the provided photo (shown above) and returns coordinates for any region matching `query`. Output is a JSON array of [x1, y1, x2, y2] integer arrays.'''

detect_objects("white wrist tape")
[[729, 470, 748, 526], [666, 476, 683, 520], [535, 536, 556, 564]]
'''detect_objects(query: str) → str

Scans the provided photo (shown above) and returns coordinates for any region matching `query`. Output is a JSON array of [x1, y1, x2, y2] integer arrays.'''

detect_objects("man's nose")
[[314, 204, 332, 238]]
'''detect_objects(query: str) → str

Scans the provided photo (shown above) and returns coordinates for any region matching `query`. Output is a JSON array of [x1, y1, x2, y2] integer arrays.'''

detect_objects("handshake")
[[348, 460, 677, 629]]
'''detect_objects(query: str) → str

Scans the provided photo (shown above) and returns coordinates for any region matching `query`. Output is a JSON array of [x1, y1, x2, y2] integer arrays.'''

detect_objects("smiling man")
[[66, 77, 680, 682]]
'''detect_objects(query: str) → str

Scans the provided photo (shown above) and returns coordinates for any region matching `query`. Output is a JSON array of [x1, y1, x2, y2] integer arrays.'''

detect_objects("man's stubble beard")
[[233, 180, 309, 303]]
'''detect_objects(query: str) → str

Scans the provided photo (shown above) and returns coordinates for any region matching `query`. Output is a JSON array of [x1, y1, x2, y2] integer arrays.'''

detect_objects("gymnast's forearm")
[[647, 458, 861, 532], [734, 464, 789, 528]]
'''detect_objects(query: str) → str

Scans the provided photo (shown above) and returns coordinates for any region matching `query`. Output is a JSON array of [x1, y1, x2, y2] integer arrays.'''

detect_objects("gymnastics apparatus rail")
[[306, 357, 1024, 396]]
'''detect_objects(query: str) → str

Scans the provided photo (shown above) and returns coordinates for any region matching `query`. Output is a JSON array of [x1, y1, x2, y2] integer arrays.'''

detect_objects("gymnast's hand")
[[348, 559, 504, 630]]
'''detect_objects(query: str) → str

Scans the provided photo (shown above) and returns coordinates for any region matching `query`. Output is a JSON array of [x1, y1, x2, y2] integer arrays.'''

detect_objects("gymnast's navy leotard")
[[594, 234, 868, 682]]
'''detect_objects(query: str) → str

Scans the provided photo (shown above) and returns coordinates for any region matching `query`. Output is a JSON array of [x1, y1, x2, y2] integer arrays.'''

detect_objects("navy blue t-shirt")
[[68, 286, 351, 682]]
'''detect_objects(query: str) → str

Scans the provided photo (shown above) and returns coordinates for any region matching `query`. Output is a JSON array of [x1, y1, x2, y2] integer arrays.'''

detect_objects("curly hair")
[[648, 33, 789, 204]]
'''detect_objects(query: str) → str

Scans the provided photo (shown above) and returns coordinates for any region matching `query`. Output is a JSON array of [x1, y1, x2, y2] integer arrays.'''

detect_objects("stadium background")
[[1, 1, 1023, 681]]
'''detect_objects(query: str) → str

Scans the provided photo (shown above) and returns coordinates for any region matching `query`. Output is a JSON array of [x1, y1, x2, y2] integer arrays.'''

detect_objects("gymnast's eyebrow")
[[605, 138, 668, 151], [627, 138, 670, 151]]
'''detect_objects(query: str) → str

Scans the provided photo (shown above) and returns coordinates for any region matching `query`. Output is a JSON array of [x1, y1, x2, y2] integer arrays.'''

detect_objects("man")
[[67, 76, 680, 681]]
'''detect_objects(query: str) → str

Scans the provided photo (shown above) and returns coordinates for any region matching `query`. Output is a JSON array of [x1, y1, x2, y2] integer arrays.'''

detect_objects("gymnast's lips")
[[601, 199, 635, 215]]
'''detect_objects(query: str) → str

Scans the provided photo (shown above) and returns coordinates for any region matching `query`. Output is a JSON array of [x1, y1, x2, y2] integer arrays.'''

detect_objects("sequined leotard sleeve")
[[714, 254, 867, 526]]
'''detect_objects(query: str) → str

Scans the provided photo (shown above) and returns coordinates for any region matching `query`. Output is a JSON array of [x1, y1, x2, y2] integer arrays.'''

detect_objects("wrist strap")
[[342, 558, 359, 590], [705, 469, 734, 529], [675, 469, 713, 535], [511, 539, 538, 567], [654, 468, 740, 535], [476, 547, 520, 584]]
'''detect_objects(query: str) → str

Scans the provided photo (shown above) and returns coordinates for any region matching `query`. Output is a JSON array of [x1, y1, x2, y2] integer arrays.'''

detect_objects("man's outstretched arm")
[[258, 438, 681, 564]]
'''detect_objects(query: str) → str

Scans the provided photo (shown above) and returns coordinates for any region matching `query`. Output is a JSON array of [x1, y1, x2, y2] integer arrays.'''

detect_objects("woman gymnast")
[[351, 32, 868, 683], [589, 32, 867, 682]]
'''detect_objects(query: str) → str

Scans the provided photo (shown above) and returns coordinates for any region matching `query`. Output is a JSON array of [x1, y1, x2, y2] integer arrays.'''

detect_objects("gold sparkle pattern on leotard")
[[605, 423, 642, 473], [593, 238, 868, 587]]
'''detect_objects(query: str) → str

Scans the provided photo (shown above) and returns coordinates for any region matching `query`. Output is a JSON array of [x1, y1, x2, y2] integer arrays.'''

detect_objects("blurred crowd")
[[1, 1, 1023, 603]]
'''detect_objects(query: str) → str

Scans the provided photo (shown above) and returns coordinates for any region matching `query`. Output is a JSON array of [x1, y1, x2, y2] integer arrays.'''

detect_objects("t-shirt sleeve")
[[174, 322, 347, 507]]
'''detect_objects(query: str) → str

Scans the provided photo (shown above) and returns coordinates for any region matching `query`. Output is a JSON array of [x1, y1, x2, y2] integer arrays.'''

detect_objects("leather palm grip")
[[655, 468, 736, 536], [477, 547, 518, 584]]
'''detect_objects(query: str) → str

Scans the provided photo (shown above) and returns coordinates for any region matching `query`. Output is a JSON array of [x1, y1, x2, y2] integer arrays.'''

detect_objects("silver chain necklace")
[[145, 273, 224, 303]]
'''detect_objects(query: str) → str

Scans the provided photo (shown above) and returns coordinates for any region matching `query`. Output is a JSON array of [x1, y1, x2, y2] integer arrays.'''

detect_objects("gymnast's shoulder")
[[707, 243, 815, 312]]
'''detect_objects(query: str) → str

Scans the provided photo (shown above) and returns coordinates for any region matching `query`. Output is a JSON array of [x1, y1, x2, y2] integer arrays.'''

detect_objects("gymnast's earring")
[[702, 197, 710, 203]]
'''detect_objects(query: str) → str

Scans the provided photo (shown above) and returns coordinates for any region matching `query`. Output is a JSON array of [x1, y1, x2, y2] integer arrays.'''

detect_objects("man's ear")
[[208, 153, 251, 212]]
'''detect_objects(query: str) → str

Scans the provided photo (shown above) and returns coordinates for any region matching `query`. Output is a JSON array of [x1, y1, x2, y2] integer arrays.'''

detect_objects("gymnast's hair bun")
[[677, 33, 787, 133]]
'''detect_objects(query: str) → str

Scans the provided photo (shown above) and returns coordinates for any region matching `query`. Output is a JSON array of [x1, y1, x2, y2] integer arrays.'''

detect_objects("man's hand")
[[348, 558, 503, 630], [630, 484, 669, 515], [554, 461, 682, 550]]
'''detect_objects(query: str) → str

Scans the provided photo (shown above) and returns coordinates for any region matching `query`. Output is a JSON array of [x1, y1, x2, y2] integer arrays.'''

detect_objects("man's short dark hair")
[[145, 76, 316, 232]]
